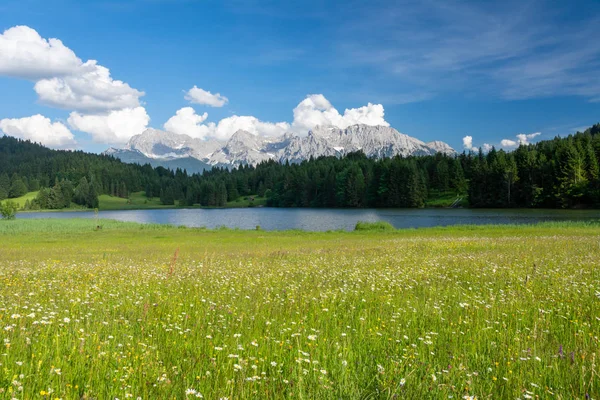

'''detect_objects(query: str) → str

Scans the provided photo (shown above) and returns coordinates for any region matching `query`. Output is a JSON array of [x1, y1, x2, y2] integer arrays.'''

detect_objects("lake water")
[[16, 208, 600, 231]]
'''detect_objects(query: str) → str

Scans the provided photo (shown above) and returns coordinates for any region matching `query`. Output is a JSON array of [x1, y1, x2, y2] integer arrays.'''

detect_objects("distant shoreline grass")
[[10, 191, 268, 212], [10, 190, 478, 213], [2, 217, 600, 235]]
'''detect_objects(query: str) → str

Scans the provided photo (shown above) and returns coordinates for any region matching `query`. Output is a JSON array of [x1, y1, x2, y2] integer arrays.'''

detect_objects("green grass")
[[13, 191, 266, 211], [354, 220, 396, 231], [98, 191, 172, 210], [10, 191, 163, 212], [99, 192, 267, 210], [9, 190, 39, 208], [13, 190, 462, 211], [225, 194, 267, 208], [425, 190, 469, 208], [0, 219, 599, 399]]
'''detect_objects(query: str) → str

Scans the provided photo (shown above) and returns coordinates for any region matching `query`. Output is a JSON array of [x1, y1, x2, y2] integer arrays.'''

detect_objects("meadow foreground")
[[0, 220, 598, 399]]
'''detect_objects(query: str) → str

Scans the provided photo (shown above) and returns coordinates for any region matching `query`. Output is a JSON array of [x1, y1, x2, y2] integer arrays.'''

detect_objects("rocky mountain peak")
[[105, 124, 456, 171]]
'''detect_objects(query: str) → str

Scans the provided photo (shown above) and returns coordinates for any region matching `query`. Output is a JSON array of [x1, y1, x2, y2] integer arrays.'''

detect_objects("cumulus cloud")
[[501, 132, 541, 148], [463, 132, 541, 152], [462, 136, 477, 152], [462, 136, 494, 153], [162, 94, 388, 141], [500, 139, 517, 148], [214, 115, 290, 140], [0, 26, 81, 79], [0, 25, 144, 113], [185, 86, 228, 107], [291, 94, 388, 133], [164, 107, 290, 140], [482, 143, 493, 153], [0, 114, 76, 148], [462, 135, 473, 149], [164, 107, 210, 139], [34, 61, 144, 113], [68, 107, 149, 145]]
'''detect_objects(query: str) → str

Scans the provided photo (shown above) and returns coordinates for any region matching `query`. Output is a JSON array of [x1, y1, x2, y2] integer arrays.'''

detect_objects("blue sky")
[[0, 0, 599, 153]]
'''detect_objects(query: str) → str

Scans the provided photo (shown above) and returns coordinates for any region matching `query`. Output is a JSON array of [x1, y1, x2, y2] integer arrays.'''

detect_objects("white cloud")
[[34, 60, 144, 113], [185, 86, 228, 107], [213, 115, 290, 140], [517, 132, 541, 143], [501, 132, 541, 148], [0, 114, 76, 148], [465, 132, 541, 151], [68, 107, 149, 145], [163, 94, 387, 141], [0, 25, 144, 113], [164, 107, 210, 139], [164, 107, 290, 141], [500, 139, 517, 148], [462, 135, 473, 149], [462, 136, 494, 152], [291, 94, 388, 133], [0, 25, 81, 79], [462, 135, 478, 151]]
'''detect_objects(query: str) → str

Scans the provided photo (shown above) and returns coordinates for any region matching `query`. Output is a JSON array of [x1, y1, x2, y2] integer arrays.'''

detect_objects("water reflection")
[[16, 208, 600, 231]]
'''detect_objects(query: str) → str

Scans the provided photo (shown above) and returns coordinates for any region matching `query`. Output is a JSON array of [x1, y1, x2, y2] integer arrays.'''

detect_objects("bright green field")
[[425, 190, 468, 208], [0, 220, 599, 399], [13, 190, 455, 211], [98, 191, 170, 210], [10, 191, 39, 208], [224, 195, 267, 208], [9, 191, 164, 211], [13, 191, 266, 211]]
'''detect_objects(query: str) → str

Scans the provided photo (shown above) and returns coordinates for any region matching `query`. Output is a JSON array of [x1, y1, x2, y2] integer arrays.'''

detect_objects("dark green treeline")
[[177, 123, 600, 208], [1, 123, 599, 209], [0, 137, 177, 209]]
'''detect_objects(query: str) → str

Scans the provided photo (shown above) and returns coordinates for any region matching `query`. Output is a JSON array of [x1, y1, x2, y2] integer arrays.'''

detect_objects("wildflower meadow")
[[0, 219, 598, 399]]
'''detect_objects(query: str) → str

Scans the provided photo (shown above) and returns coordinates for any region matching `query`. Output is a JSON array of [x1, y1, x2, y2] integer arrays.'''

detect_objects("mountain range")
[[104, 124, 455, 173]]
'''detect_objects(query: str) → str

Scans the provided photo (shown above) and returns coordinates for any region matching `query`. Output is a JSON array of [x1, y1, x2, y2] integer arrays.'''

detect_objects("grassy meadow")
[[0, 219, 599, 399], [12, 191, 267, 211], [97, 192, 170, 210], [424, 190, 468, 208], [10, 191, 40, 209]]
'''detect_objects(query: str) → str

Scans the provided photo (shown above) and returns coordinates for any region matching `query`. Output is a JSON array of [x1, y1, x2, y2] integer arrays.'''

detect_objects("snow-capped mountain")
[[103, 147, 212, 174], [207, 130, 280, 167], [281, 125, 451, 162], [121, 128, 222, 160], [425, 141, 456, 155], [104, 124, 455, 172]]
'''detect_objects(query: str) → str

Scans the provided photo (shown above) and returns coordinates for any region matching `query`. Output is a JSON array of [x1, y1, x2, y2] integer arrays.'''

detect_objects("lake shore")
[[9, 190, 470, 213], [14, 207, 600, 231]]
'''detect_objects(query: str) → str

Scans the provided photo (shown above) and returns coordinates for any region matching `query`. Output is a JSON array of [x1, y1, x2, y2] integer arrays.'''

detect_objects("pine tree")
[[161, 186, 175, 205], [226, 180, 239, 202], [9, 177, 28, 198], [0, 174, 9, 198], [217, 182, 228, 206], [87, 183, 99, 208], [29, 179, 40, 191], [557, 142, 587, 207], [74, 177, 90, 206]]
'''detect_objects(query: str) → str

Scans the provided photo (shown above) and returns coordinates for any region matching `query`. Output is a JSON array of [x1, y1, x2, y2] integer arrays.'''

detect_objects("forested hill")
[[0, 136, 182, 208], [185, 123, 600, 209], [1, 123, 600, 209]]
